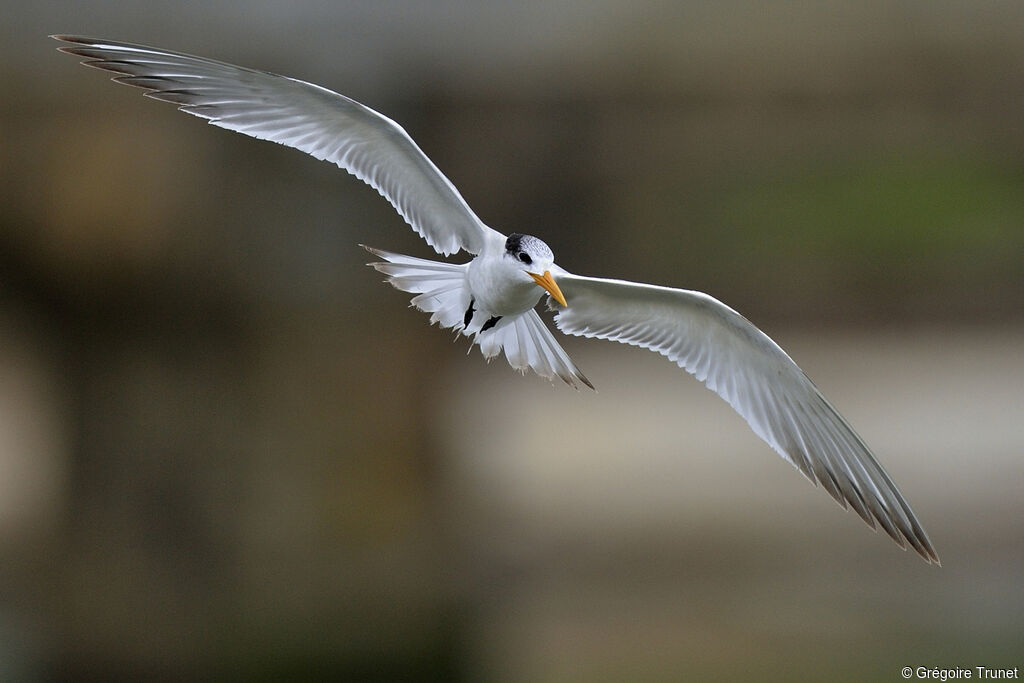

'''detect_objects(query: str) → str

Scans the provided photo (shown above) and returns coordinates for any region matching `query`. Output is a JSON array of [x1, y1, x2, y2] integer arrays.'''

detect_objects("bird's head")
[[504, 233, 566, 306]]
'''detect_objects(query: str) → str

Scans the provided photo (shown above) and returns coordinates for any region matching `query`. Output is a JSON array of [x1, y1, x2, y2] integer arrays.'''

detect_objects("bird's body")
[[54, 35, 939, 564], [467, 237, 545, 318]]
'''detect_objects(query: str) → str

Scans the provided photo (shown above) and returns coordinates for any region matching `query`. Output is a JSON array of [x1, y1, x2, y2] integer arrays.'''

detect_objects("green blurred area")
[[709, 153, 1024, 318], [1, 2, 1023, 681]]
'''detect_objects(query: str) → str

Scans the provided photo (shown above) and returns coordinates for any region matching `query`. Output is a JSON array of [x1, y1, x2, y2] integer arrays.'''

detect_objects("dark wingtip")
[[920, 538, 942, 566], [359, 244, 387, 260], [52, 34, 91, 46], [903, 530, 940, 566]]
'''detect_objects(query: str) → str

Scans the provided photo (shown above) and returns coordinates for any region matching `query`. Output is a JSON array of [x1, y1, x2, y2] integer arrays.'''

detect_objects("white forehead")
[[506, 233, 553, 260]]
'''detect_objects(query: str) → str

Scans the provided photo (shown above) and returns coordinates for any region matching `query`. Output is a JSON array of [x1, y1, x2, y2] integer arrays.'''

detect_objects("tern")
[[54, 35, 939, 564]]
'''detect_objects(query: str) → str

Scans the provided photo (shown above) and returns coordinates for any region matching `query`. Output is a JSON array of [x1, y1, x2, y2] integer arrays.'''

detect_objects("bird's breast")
[[467, 256, 543, 317]]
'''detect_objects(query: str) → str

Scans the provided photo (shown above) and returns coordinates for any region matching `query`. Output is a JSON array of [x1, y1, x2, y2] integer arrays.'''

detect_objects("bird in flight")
[[53, 35, 939, 564]]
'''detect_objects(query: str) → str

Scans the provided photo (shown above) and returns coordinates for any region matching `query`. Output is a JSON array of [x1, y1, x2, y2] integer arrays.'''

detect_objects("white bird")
[[54, 35, 940, 565]]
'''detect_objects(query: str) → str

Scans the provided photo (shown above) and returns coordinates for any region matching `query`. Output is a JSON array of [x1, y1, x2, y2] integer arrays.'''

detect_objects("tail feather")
[[364, 245, 592, 389], [364, 245, 470, 329]]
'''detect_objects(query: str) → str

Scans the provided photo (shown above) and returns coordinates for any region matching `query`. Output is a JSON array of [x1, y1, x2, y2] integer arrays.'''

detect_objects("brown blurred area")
[[2, 2, 1023, 680]]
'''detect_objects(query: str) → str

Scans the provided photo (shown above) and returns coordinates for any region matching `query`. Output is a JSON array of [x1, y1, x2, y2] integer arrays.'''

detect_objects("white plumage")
[[54, 35, 939, 564]]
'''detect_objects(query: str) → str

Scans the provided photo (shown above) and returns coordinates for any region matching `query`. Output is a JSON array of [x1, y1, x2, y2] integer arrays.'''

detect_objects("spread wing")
[[53, 35, 502, 256], [552, 270, 939, 564]]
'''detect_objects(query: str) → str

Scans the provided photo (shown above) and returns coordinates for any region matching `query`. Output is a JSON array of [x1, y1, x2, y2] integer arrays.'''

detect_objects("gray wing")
[[54, 35, 501, 256], [552, 270, 939, 564]]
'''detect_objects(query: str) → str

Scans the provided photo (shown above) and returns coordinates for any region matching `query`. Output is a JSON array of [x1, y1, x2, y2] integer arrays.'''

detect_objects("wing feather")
[[552, 271, 939, 564], [53, 35, 501, 256]]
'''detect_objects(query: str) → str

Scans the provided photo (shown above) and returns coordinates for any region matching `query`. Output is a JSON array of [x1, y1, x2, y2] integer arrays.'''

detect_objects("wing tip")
[[572, 368, 596, 391], [906, 538, 941, 566], [561, 373, 595, 391], [52, 35, 103, 52], [912, 530, 942, 566]]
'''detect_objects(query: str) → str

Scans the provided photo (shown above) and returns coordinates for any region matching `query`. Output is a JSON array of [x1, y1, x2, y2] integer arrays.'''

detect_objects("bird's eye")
[[518, 252, 532, 265]]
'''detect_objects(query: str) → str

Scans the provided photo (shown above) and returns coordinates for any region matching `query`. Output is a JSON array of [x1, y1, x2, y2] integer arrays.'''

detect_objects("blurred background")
[[2, 1, 1023, 680]]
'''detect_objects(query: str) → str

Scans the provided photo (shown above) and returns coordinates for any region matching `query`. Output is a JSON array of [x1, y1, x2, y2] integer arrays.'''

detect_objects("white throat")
[[466, 251, 545, 317]]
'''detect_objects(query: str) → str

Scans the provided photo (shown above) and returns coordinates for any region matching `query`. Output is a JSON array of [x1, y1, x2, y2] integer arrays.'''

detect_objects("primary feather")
[[53, 34, 500, 256], [553, 272, 939, 564]]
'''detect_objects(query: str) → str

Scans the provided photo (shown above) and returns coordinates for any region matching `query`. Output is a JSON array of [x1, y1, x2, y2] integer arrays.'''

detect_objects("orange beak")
[[528, 270, 567, 307]]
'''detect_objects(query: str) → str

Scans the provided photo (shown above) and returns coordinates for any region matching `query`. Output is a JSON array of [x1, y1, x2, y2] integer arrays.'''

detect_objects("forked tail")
[[364, 246, 592, 389]]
